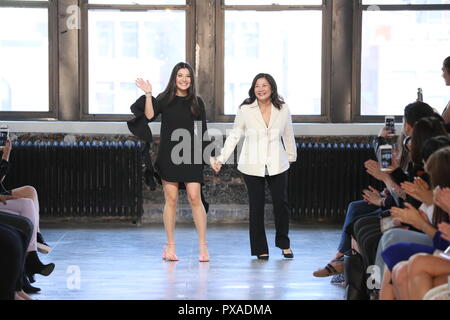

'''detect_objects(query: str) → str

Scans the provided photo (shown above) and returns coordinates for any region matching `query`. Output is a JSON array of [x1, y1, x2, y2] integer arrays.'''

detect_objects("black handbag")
[[344, 249, 369, 300]]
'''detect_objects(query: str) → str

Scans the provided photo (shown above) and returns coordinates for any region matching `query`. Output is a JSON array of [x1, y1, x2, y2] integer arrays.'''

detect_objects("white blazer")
[[216, 100, 297, 177]]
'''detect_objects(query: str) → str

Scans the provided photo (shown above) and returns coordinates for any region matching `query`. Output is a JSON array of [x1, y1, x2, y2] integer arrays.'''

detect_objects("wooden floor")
[[32, 223, 346, 300]]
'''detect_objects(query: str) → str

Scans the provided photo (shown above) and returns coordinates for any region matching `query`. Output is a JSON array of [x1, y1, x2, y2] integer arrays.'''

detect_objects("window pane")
[[225, 0, 322, 4], [361, 10, 450, 115], [89, 0, 185, 4], [88, 9, 185, 114], [363, 0, 450, 5], [0, 8, 49, 112], [224, 11, 322, 115]]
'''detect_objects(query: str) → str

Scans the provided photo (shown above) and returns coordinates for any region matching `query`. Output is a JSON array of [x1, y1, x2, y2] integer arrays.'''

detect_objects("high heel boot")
[[25, 251, 55, 281]]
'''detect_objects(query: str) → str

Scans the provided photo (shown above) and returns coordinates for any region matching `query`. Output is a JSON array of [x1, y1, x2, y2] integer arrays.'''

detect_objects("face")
[[402, 117, 413, 137], [175, 68, 191, 93], [254, 77, 272, 102], [442, 66, 450, 86]]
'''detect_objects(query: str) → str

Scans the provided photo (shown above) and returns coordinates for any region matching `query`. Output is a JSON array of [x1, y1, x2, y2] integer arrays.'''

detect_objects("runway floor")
[[32, 223, 346, 300]]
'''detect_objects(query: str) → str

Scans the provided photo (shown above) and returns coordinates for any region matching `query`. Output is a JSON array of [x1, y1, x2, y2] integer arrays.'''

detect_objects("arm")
[[135, 78, 160, 121], [215, 107, 245, 164], [282, 106, 297, 163]]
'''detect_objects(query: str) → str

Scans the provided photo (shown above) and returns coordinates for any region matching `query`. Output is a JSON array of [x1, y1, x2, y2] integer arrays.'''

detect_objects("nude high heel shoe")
[[162, 243, 179, 261], [199, 242, 209, 262]]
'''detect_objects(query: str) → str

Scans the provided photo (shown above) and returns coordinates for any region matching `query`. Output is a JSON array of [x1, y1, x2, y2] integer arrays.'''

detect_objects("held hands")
[[0, 194, 17, 205], [401, 177, 433, 205], [362, 186, 384, 207], [434, 187, 450, 215], [210, 157, 222, 174], [135, 78, 152, 94], [390, 202, 429, 230]]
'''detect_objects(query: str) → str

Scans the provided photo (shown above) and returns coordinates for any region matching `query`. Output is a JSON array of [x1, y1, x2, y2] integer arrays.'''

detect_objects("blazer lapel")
[[268, 104, 279, 129], [249, 100, 267, 129]]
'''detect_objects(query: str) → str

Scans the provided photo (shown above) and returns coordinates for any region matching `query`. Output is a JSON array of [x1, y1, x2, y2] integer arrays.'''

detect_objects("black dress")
[[150, 95, 208, 184]]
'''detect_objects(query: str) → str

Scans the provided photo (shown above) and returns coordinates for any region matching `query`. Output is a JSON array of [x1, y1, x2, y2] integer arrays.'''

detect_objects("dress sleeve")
[[197, 97, 214, 163]]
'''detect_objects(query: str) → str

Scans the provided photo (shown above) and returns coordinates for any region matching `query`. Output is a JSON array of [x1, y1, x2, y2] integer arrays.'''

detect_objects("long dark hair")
[[410, 117, 447, 167], [425, 146, 450, 226], [444, 56, 450, 73], [240, 73, 285, 109], [157, 62, 200, 118]]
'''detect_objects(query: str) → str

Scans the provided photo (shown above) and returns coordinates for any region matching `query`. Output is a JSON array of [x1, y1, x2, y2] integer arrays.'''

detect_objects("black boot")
[[22, 273, 41, 294], [344, 250, 369, 300], [25, 251, 55, 280]]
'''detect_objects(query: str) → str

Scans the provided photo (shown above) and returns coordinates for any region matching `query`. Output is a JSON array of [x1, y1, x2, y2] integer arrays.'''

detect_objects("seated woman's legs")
[[407, 253, 450, 300], [0, 224, 25, 300], [337, 200, 380, 257], [374, 228, 433, 279]]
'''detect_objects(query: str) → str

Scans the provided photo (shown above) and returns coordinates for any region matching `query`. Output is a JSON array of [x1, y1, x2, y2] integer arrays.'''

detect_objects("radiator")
[[3, 141, 143, 219], [288, 142, 383, 222]]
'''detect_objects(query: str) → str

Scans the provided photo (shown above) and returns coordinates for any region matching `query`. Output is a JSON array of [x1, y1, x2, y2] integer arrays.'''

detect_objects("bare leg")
[[162, 180, 179, 257], [12, 186, 40, 232], [392, 261, 409, 300], [185, 182, 208, 260], [380, 267, 396, 300], [408, 254, 450, 300]]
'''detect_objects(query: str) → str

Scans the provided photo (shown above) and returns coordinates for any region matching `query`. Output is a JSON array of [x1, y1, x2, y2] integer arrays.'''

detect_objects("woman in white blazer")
[[211, 73, 297, 260]]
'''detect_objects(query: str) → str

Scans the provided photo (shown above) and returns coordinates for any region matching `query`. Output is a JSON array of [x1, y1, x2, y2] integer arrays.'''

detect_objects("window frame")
[[79, 0, 195, 121], [213, 0, 332, 123], [351, 0, 450, 123], [0, 0, 59, 120]]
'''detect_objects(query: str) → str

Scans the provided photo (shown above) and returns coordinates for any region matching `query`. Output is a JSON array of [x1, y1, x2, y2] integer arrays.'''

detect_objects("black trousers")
[[0, 211, 34, 297], [243, 170, 290, 256], [0, 223, 27, 300]]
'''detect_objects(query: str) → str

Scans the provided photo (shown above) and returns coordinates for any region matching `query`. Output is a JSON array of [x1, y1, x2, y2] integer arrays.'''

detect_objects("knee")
[[187, 193, 202, 207], [164, 195, 178, 208], [19, 186, 38, 199], [392, 262, 409, 287], [407, 253, 429, 276]]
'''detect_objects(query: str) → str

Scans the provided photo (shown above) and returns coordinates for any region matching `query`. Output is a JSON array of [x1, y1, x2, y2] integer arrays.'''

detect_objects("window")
[[220, 1, 325, 117], [85, 0, 189, 115], [357, 0, 450, 117], [0, 3, 52, 113]]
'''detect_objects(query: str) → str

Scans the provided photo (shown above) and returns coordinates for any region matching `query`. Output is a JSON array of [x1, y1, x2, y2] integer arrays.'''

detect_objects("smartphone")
[[378, 144, 393, 172], [0, 125, 9, 148], [379, 210, 401, 233], [385, 116, 396, 136], [417, 88, 423, 102]]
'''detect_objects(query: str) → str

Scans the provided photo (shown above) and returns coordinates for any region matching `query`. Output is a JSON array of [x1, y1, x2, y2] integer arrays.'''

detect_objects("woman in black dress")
[[135, 62, 209, 262]]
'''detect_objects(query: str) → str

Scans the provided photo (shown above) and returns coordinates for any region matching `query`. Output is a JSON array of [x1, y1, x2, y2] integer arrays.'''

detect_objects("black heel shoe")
[[282, 249, 294, 259], [22, 273, 41, 294], [25, 251, 55, 279], [257, 254, 269, 260]]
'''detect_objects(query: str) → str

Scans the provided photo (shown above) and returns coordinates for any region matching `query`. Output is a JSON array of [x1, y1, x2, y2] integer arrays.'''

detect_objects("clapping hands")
[[401, 177, 433, 205], [434, 187, 450, 215]]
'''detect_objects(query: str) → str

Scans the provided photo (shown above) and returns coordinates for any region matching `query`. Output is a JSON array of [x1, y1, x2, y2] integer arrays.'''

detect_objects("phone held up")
[[378, 144, 393, 172], [0, 125, 9, 149], [385, 116, 396, 137]]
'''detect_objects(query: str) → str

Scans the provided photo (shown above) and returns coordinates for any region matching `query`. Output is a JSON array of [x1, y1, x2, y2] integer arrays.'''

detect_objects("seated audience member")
[[0, 212, 34, 300], [379, 147, 450, 300], [0, 139, 51, 254]]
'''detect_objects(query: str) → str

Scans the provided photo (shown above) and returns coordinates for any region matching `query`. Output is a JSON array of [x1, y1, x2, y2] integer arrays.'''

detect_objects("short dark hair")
[[444, 56, 450, 72], [410, 117, 447, 166], [422, 135, 450, 163], [404, 101, 435, 127]]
